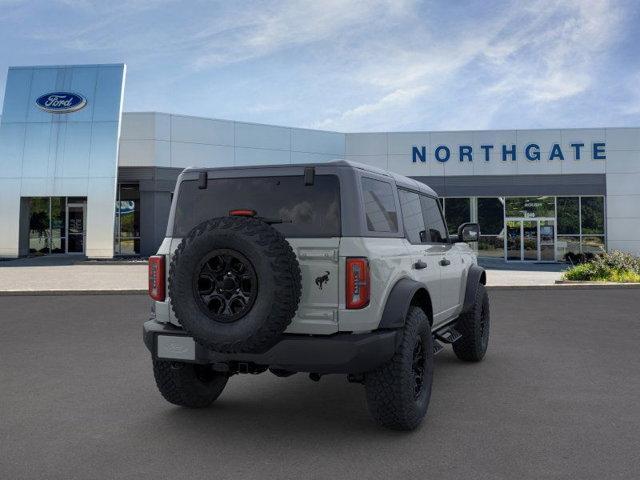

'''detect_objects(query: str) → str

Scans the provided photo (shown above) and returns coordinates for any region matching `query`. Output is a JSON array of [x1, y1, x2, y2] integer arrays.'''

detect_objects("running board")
[[434, 327, 462, 344]]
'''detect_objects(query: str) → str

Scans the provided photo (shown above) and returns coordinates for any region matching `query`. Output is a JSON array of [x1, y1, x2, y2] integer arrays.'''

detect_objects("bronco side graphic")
[[315, 271, 330, 290]]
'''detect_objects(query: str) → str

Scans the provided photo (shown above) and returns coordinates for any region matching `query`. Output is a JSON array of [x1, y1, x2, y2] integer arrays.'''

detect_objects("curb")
[[75, 260, 149, 265], [0, 289, 147, 296], [487, 283, 640, 291], [1, 283, 640, 296], [555, 280, 640, 286]]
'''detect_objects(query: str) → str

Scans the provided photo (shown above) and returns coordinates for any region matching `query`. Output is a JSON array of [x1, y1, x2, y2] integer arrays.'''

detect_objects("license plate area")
[[156, 335, 196, 361]]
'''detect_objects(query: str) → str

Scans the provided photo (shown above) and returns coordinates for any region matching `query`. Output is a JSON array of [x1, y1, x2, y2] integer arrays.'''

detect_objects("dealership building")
[[1, 63, 639, 261]]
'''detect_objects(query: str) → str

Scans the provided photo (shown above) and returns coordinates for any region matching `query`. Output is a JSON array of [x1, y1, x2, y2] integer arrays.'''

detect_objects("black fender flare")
[[462, 265, 486, 313], [378, 278, 431, 330]]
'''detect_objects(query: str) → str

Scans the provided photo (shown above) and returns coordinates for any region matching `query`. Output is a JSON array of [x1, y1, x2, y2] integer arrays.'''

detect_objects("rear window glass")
[[173, 175, 341, 238], [361, 177, 398, 233]]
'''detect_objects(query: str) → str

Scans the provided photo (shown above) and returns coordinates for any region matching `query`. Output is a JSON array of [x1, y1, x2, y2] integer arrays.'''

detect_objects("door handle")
[[413, 260, 428, 270], [439, 258, 451, 267]]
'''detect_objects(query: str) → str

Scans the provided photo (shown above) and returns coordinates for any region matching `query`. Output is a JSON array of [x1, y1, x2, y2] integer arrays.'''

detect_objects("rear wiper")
[[258, 217, 293, 225]]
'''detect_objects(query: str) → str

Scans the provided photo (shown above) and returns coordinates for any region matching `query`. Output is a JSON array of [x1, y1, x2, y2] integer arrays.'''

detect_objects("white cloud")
[[314, 0, 625, 130], [482, 0, 622, 103], [191, 0, 413, 69], [313, 85, 428, 130], [2, 0, 631, 131]]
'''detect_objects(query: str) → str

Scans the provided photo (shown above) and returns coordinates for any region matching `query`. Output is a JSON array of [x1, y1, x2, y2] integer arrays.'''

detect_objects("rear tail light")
[[229, 209, 257, 217], [149, 255, 165, 301], [346, 257, 370, 309]]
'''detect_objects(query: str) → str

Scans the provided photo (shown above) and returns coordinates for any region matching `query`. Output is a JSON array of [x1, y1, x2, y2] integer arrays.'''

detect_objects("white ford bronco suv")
[[144, 160, 489, 430]]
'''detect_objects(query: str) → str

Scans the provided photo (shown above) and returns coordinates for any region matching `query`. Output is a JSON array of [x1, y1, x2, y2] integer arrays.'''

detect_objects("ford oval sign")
[[35, 92, 87, 114]]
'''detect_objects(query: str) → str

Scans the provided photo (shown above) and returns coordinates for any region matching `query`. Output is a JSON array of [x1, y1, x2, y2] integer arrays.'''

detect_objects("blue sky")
[[1, 0, 639, 132]]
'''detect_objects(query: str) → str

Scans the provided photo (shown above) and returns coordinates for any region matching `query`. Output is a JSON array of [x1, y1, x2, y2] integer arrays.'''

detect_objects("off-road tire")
[[169, 217, 301, 353], [152, 359, 228, 408], [364, 306, 434, 431], [453, 283, 490, 362]]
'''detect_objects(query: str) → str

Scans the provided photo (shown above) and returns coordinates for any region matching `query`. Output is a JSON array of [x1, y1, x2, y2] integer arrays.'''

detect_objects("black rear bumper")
[[143, 320, 400, 374]]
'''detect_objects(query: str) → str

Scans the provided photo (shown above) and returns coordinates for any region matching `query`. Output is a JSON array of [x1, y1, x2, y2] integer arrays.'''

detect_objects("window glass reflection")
[[557, 197, 579, 235], [478, 235, 503, 258], [505, 197, 555, 218], [478, 197, 504, 235], [29, 197, 50, 254], [582, 236, 605, 254], [444, 198, 470, 235], [581, 197, 605, 234], [114, 184, 142, 255]]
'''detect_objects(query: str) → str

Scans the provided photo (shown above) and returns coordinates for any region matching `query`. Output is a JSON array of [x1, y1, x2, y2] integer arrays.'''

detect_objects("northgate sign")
[[411, 142, 606, 163]]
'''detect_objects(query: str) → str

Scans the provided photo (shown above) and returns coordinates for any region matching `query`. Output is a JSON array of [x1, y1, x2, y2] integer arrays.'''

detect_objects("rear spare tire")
[[169, 216, 301, 353]]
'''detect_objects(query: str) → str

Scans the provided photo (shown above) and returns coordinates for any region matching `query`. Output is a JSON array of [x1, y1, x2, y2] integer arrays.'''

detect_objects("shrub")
[[594, 250, 640, 273], [563, 250, 640, 282], [563, 252, 595, 265]]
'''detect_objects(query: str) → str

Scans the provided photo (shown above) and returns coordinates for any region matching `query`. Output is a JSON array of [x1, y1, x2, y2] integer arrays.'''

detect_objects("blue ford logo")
[[35, 92, 87, 114]]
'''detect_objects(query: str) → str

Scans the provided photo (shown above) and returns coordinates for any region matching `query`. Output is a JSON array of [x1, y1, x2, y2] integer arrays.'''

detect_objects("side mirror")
[[457, 222, 480, 243]]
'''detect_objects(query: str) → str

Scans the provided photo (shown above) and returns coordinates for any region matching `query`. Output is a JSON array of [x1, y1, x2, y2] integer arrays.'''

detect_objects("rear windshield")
[[173, 175, 341, 238]]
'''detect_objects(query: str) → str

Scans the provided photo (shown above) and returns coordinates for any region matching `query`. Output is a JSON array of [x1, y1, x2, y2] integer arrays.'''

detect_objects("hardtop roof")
[[182, 159, 437, 197]]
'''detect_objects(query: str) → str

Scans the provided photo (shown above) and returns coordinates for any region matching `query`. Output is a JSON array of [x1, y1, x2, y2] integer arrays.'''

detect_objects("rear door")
[[285, 238, 340, 335], [398, 189, 444, 318], [418, 194, 452, 326], [170, 173, 342, 334], [440, 243, 466, 316]]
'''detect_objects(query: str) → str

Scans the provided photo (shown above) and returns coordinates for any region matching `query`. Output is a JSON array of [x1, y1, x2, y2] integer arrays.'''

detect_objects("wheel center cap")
[[221, 275, 237, 291]]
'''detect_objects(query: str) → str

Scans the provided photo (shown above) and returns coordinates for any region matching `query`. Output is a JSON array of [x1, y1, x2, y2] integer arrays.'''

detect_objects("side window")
[[361, 177, 398, 233], [399, 189, 427, 244], [420, 195, 448, 243]]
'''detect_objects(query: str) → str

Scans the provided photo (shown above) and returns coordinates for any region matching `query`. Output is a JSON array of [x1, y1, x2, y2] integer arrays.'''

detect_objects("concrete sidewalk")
[[0, 255, 567, 294], [479, 257, 566, 286], [0, 256, 147, 294]]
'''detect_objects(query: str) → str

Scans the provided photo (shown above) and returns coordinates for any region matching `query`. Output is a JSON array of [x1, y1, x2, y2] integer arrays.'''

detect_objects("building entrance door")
[[505, 218, 556, 261], [66, 202, 86, 254]]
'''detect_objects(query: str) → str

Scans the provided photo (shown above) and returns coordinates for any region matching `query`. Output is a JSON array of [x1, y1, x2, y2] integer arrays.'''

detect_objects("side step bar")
[[434, 327, 462, 344], [432, 325, 462, 355]]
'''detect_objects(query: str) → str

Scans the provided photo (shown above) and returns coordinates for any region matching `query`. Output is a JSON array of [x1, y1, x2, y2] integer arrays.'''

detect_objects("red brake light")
[[229, 209, 256, 217], [346, 257, 370, 309], [148, 255, 165, 301]]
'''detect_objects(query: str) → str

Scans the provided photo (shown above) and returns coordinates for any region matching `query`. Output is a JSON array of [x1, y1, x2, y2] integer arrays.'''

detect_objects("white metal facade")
[[119, 113, 640, 256], [0, 64, 126, 258]]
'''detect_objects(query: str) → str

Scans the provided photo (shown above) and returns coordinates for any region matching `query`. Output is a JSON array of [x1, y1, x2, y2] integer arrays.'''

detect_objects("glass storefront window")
[[50, 235, 66, 254], [118, 238, 140, 255], [582, 236, 606, 254], [557, 197, 579, 234], [26, 196, 86, 255], [505, 196, 555, 218], [478, 197, 504, 235], [581, 197, 605, 234], [478, 235, 503, 258], [114, 184, 141, 255], [443, 198, 470, 234], [557, 236, 581, 259], [29, 198, 50, 254], [417, 194, 606, 262]]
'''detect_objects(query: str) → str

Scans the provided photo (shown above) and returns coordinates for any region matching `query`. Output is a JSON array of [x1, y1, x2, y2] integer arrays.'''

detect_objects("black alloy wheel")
[[193, 249, 258, 323]]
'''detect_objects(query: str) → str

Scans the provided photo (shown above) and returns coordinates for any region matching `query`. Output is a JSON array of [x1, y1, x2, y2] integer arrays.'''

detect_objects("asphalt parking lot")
[[1, 289, 639, 480]]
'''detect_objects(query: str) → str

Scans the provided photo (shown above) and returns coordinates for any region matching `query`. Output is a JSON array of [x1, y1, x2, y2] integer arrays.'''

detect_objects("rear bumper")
[[143, 320, 399, 374]]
